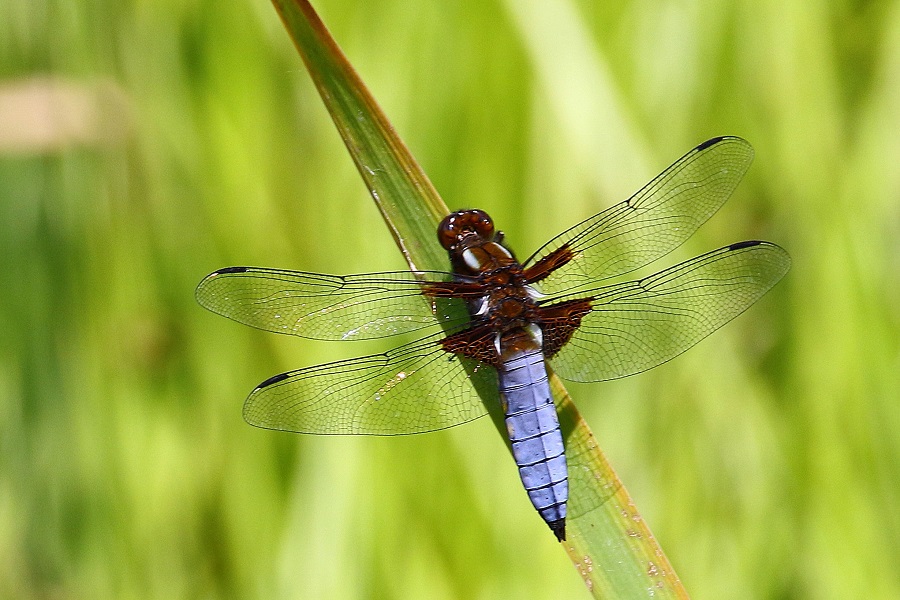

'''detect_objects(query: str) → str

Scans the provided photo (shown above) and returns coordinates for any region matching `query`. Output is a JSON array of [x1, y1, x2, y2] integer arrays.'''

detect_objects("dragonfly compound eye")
[[437, 209, 496, 250]]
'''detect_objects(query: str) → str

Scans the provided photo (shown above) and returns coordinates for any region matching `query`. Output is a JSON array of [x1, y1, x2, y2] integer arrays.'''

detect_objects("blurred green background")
[[2, 0, 899, 598]]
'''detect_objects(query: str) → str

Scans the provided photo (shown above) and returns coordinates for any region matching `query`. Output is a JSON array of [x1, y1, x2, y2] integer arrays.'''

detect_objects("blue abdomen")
[[497, 338, 568, 541]]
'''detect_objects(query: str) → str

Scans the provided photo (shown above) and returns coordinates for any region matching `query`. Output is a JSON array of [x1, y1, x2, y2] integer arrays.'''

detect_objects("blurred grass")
[[1, 0, 898, 598]]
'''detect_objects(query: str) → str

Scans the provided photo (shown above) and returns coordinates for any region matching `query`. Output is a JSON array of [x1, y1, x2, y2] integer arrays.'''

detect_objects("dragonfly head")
[[438, 209, 496, 251]]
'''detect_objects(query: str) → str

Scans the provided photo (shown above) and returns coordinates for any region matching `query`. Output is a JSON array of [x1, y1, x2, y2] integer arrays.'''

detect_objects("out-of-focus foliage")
[[1, 0, 898, 598]]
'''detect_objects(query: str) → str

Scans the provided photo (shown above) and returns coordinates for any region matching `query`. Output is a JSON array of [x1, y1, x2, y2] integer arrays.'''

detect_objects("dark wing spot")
[[257, 372, 290, 389], [695, 136, 727, 151], [728, 240, 762, 250], [215, 266, 249, 274]]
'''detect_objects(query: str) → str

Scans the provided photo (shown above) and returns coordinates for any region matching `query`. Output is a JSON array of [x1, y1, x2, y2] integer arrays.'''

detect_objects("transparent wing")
[[523, 137, 755, 294], [545, 241, 791, 382], [196, 267, 471, 341], [242, 331, 499, 435]]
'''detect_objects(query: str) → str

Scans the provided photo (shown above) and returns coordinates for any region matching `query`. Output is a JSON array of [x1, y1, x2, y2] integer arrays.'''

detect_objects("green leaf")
[[271, 0, 690, 596], [271, 0, 447, 272]]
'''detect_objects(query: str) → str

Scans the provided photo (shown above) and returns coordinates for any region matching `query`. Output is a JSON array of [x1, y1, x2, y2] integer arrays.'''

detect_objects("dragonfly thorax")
[[463, 267, 540, 340]]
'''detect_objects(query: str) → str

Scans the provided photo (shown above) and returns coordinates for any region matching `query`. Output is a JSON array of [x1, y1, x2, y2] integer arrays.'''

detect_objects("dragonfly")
[[196, 136, 791, 542]]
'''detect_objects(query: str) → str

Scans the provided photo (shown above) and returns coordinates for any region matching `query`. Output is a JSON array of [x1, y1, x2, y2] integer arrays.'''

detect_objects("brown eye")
[[437, 213, 460, 250], [472, 210, 494, 238], [436, 209, 496, 250]]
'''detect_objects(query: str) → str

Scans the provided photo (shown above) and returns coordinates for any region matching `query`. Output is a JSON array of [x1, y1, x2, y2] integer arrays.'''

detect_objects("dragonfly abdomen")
[[498, 334, 568, 541]]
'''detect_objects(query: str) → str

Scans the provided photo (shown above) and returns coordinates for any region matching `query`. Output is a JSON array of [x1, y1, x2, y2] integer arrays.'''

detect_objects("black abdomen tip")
[[549, 518, 566, 542], [257, 372, 290, 389]]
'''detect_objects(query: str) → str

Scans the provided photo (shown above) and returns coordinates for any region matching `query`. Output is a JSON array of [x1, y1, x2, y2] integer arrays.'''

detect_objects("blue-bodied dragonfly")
[[196, 136, 791, 541]]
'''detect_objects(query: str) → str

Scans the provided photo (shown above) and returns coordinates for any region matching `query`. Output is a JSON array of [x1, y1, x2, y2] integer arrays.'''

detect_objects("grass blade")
[[271, 0, 689, 596], [271, 0, 447, 272]]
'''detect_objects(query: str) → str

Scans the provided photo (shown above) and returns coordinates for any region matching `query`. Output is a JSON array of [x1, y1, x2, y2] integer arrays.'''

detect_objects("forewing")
[[545, 241, 791, 382], [196, 267, 471, 341], [524, 137, 755, 293], [242, 331, 498, 435]]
